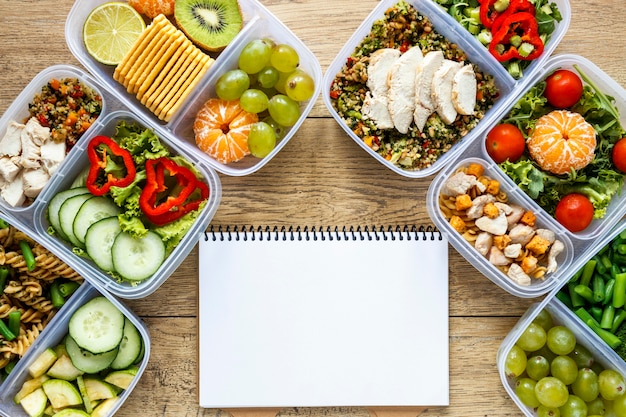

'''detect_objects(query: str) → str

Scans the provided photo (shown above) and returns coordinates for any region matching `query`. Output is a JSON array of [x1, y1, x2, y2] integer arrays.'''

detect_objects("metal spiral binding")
[[204, 225, 442, 241]]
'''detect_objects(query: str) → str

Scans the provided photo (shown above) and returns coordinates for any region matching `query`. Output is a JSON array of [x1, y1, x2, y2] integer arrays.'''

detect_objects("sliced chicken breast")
[[413, 50, 445, 131], [432, 59, 463, 125], [362, 92, 395, 130], [388, 46, 424, 134], [363, 48, 401, 129], [452, 64, 477, 116]]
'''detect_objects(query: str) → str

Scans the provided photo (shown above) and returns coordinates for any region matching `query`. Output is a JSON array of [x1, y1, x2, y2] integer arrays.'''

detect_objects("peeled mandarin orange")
[[128, 0, 175, 18], [194, 98, 258, 164], [527, 110, 596, 175]]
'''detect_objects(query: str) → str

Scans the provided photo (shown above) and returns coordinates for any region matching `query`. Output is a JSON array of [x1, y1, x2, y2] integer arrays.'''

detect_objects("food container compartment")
[[0, 284, 150, 417], [167, 5, 323, 176], [65, 0, 322, 176], [479, 54, 626, 241], [0, 65, 107, 214], [497, 281, 626, 417], [432, 0, 571, 85], [322, 0, 522, 178], [427, 156, 574, 298], [27, 109, 221, 299]]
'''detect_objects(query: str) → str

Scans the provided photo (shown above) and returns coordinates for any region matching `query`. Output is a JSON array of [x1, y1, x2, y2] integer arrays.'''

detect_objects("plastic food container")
[[497, 220, 626, 416], [426, 54, 626, 297], [65, 0, 323, 176], [322, 0, 570, 178], [0, 283, 150, 417]]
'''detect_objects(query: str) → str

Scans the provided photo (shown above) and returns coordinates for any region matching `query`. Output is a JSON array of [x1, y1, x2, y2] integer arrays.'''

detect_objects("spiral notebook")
[[198, 225, 449, 409]]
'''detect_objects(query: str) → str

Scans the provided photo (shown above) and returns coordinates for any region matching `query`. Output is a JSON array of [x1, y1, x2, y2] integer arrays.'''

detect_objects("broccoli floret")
[[613, 323, 626, 361]]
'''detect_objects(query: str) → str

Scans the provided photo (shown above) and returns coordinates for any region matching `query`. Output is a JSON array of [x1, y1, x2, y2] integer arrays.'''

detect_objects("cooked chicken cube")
[[506, 204, 526, 228], [474, 232, 493, 256], [0, 156, 21, 182], [441, 171, 486, 197], [40, 135, 67, 176], [0, 172, 25, 207], [547, 240, 565, 273], [535, 229, 556, 244], [0, 120, 24, 157], [493, 234, 512, 251], [475, 211, 508, 235], [22, 168, 50, 198], [508, 224, 535, 245], [20, 117, 50, 169], [504, 243, 522, 259], [508, 263, 532, 286], [466, 194, 496, 219], [488, 246, 511, 266]]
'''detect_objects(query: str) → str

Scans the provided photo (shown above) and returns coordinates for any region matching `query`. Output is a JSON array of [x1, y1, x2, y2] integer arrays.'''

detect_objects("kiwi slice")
[[175, 0, 243, 52]]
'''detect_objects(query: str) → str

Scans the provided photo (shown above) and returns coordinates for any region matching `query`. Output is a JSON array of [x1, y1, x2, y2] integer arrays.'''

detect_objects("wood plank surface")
[[0, 0, 624, 416]]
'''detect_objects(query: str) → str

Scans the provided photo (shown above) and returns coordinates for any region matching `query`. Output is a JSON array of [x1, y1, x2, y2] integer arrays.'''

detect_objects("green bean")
[[612, 309, 626, 334], [4, 360, 16, 375], [601, 305, 616, 329], [19, 240, 36, 271], [614, 272, 626, 309], [58, 281, 80, 298], [591, 306, 604, 323], [604, 278, 616, 306], [595, 255, 608, 275], [612, 264, 622, 280], [574, 284, 595, 304], [586, 319, 623, 349], [0, 267, 8, 294], [556, 290, 573, 309], [601, 254, 613, 271], [593, 275, 606, 303], [618, 244, 626, 255], [50, 282, 66, 308], [0, 319, 16, 341], [7, 311, 20, 337], [569, 282, 586, 308], [575, 307, 600, 327], [580, 259, 597, 287]]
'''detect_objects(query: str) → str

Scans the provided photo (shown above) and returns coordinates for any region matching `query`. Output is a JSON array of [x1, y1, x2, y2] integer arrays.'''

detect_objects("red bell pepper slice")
[[489, 12, 544, 62], [491, 0, 535, 35], [139, 157, 209, 225], [86, 135, 136, 196]]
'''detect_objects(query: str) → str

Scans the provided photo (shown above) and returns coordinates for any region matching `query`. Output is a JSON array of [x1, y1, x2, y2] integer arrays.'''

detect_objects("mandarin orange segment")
[[129, 0, 175, 18], [527, 110, 596, 175], [194, 98, 258, 164]]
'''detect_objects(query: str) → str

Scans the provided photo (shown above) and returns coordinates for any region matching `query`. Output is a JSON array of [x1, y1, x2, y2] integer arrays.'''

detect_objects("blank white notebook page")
[[198, 226, 449, 408]]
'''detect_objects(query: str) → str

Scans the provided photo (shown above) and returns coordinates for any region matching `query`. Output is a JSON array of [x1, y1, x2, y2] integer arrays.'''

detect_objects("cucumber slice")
[[47, 187, 90, 240], [104, 366, 138, 390], [68, 296, 124, 354], [58, 193, 95, 248], [42, 379, 83, 409], [84, 216, 122, 272], [110, 318, 142, 370], [73, 196, 121, 245], [65, 335, 118, 374], [111, 231, 165, 282]]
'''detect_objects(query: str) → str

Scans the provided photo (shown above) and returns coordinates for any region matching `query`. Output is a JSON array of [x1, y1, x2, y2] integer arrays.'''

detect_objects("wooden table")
[[1, 1, 624, 416]]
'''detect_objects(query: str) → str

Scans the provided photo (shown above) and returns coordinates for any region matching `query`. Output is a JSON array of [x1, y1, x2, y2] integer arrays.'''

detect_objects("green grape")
[[516, 377, 540, 408], [535, 376, 569, 408], [585, 397, 605, 416], [572, 368, 600, 402], [240, 89, 269, 114], [285, 69, 316, 102], [262, 116, 286, 140], [599, 369, 626, 400], [551, 355, 579, 385], [257, 66, 280, 89], [215, 69, 250, 101], [534, 309, 554, 332], [613, 392, 626, 417], [270, 43, 299, 73], [247, 122, 277, 158], [537, 405, 561, 417], [238, 39, 273, 74], [531, 344, 558, 363], [559, 395, 588, 417], [518, 322, 547, 352], [527, 355, 551, 380], [268, 94, 300, 127], [274, 70, 294, 94], [505, 344, 527, 377], [569, 343, 594, 369], [547, 325, 577, 356]]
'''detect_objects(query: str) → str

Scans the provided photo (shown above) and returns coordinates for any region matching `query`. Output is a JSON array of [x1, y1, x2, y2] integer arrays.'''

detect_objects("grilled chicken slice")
[[387, 46, 424, 134]]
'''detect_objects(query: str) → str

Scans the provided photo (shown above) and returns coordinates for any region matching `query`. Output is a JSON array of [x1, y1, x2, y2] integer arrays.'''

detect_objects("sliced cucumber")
[[110, 317, 142, 370], [65, 335, 118, 374], [73, 196, 121, 246], [68, 296, 124, 354], [84, 216, 122, 272], [104, 366, 138, 390], [58, 193, 95, 248], [47, 187, 90, 240], [111, 231, 165, 282]]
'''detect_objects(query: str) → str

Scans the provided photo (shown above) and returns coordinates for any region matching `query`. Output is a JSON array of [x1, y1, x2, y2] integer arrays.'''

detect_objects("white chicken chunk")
[[441, 171, 486, 197], [508, 263, 532, 286], [504, 243, 523, 259], [474, 232, 493, 256], [475, 211, 508, 235], [0, 172, 25, 207], [22, 168, 50, 198], [508, 224, 536, 245], [451, 64, 477, 116], [362, 93, 395, 130], [20, 117, 50, 169], [0, 120, 24, 157], [466, 194, 497, 219], [387, 46, 424, 133], [535, 229, 556, 245], [40, 137, 66, 176], [488, 246, 511, 266], [547, 240, 565, 273], [432, 59, 463, 125], [361, 48, 400, 130], [413, 50, 444, 131], [0, 156, 21, 182]]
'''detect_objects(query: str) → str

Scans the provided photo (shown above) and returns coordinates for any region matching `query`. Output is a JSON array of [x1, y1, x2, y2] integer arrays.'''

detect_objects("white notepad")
[[198, 225, 449, 408]]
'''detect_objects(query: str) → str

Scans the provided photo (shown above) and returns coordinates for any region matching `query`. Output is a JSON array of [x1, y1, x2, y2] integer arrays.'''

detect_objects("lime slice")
[[83, 2, 146, 65]]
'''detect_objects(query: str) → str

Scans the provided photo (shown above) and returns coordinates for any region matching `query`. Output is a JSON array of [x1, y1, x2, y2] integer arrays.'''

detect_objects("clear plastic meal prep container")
[[427, 54, 626, 298], [0, 64, 222, 300], [65, 0, 323, 177], [322, 0, 571, 178], [497, 220, 626, 417], [0, 279, 150, 417]]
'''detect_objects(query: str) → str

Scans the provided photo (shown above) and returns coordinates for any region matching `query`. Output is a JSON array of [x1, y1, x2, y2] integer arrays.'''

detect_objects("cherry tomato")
[[612, 138, 626, 173], [555, 193, 594, 233], [485, 123, 526, 164], [544, 69, 584, 108]]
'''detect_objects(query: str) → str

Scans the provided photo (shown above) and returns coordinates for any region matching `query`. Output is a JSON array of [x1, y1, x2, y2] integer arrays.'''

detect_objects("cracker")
[[136, 32, 188, 100], [156, 52, 208, 120], [126, 25, 177, 94], [114, 14, 169, 83], [141, 43, 195, 107], [163, 56, 215, 121], [148, 47, 201, 115]]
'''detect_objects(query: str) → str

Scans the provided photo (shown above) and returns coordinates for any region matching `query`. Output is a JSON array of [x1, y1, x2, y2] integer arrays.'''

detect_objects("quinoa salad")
[[329, 0, 500, 171], [29, 77, 102, 149]]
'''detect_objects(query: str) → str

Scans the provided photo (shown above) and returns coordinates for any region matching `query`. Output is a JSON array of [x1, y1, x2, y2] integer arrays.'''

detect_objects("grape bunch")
[[214, 38, 316, 158], [505, 308, 626, 417]]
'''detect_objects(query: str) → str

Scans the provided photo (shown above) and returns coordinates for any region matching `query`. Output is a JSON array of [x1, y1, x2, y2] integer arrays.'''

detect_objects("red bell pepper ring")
[[488, 12, 544, 62], [139, 157, 209, 225], [491, 0, 535, 35], [479, 0, 507, 29], [86, 135, 136, 196]]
